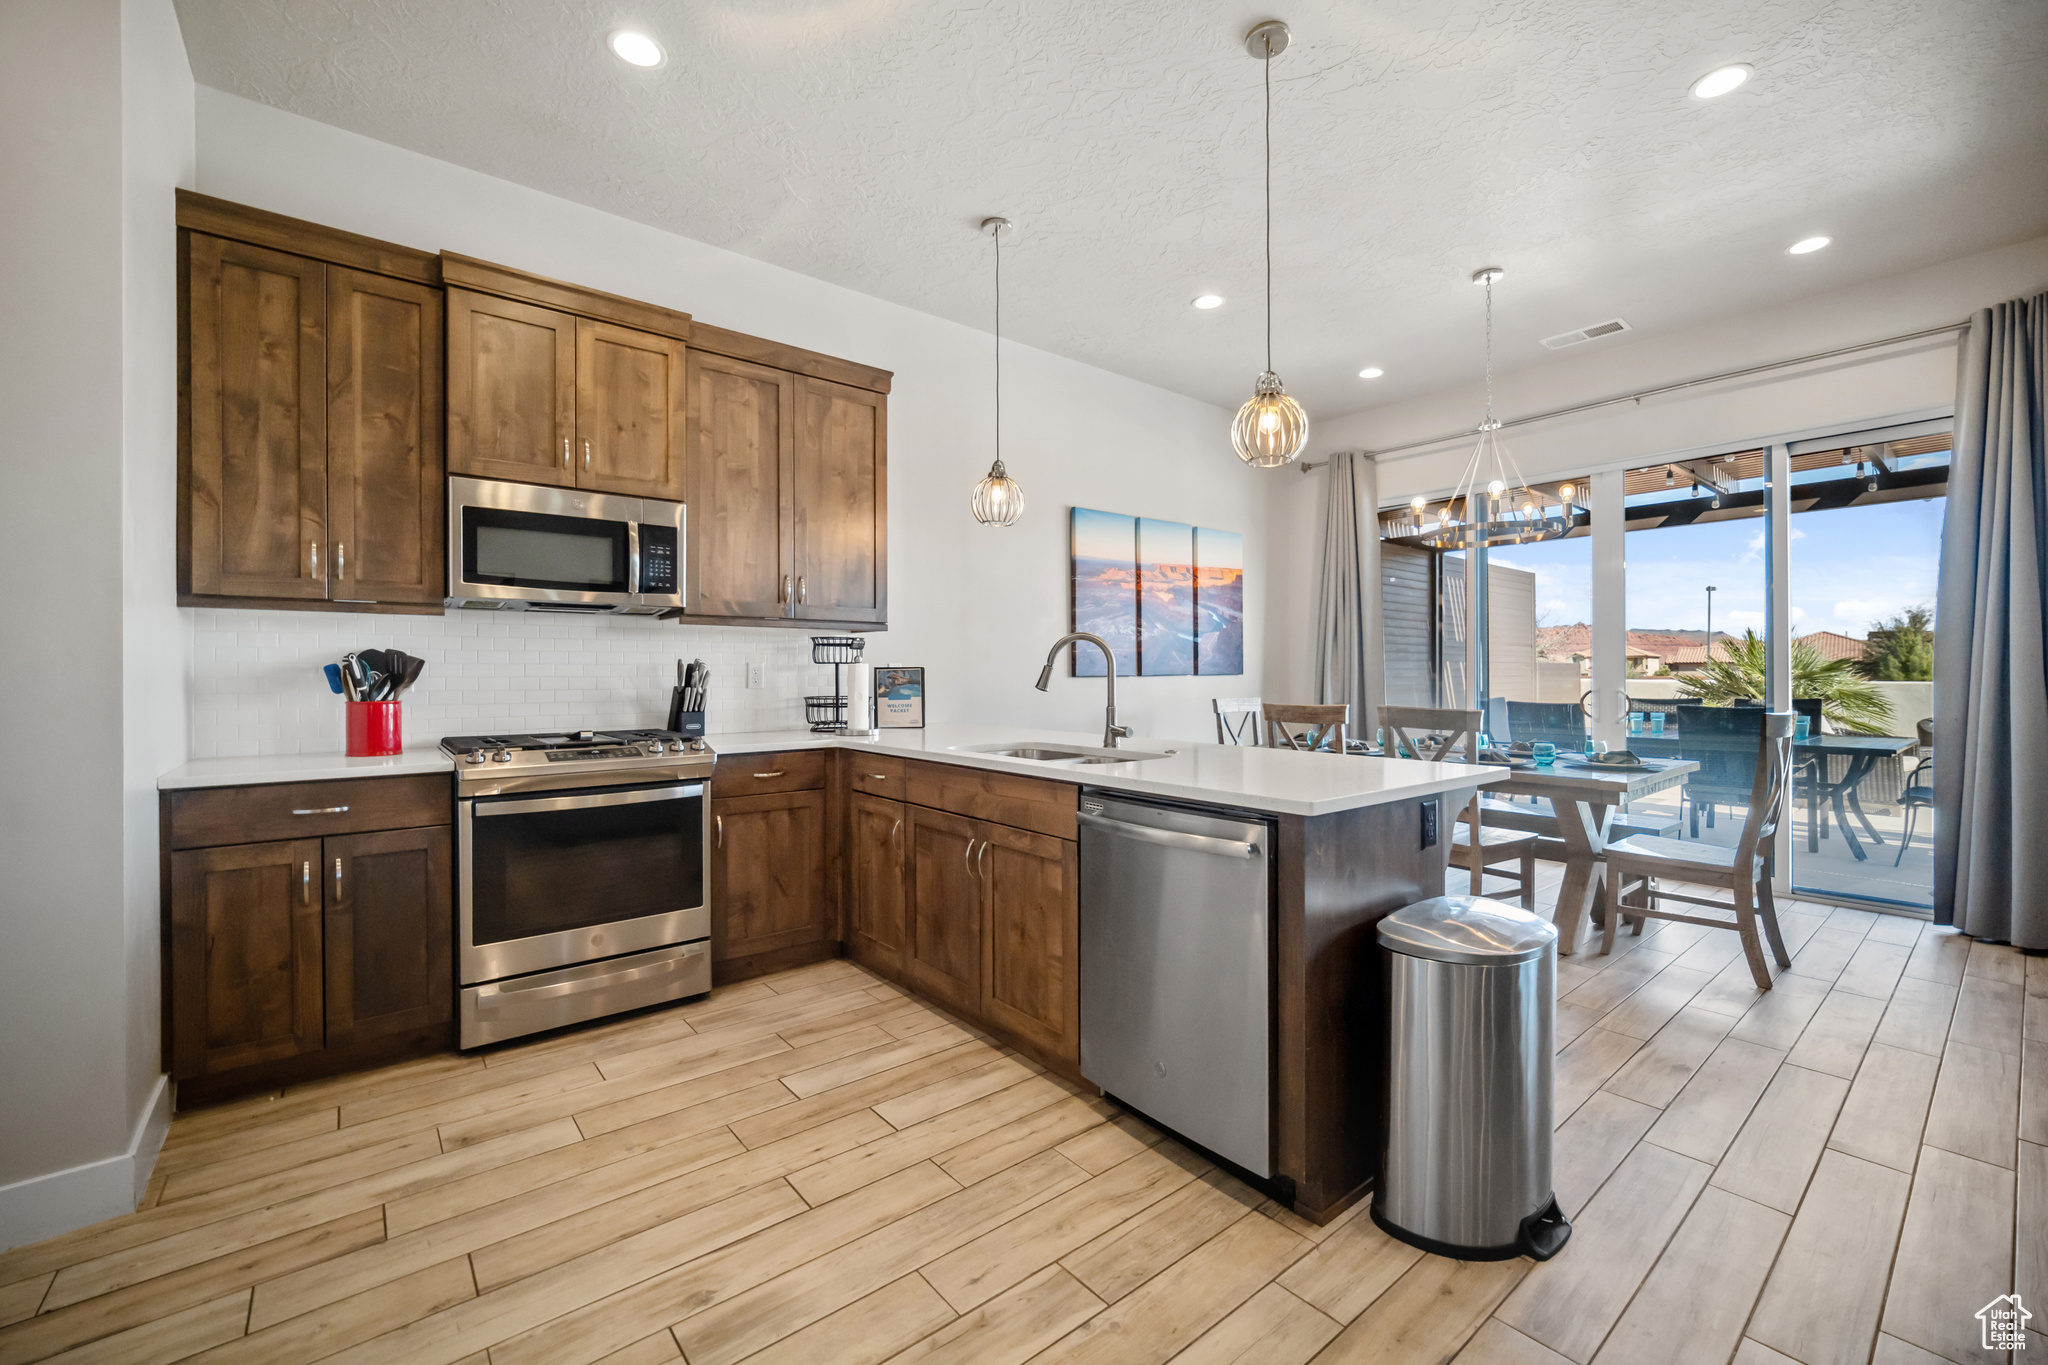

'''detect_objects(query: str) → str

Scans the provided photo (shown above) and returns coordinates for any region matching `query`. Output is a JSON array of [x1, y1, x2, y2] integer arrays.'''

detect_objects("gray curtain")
[[1935, 289, 2048, 945], [1315, 452, 1382, 733]]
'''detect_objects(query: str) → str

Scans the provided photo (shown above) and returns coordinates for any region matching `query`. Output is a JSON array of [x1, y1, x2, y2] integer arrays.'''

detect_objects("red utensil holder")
[[346, 701, 403, 757]]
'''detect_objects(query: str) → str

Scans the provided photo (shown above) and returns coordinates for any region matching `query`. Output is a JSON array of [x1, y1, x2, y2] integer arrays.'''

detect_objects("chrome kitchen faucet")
[[1034, 632, 1134, 749]]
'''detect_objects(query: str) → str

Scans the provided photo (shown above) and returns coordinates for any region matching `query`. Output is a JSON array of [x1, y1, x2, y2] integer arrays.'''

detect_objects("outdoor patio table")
[[1473, 757, 1698, 956], [1632, 730, 1914, 862]]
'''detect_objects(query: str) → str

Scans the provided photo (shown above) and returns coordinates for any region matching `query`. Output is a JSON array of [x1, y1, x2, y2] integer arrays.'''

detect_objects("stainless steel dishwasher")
[[1078, 790, 1274, 1176]]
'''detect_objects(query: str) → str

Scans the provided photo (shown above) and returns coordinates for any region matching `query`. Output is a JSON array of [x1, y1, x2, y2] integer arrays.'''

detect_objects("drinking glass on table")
[[1628, 712, 1644, 735], [1531, 742, 1556, 766], [1795, 715, 1811, 742], [1650, 712, 1666, 736]]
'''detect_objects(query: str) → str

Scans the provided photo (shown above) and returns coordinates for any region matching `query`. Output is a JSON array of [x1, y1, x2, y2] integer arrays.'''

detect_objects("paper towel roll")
[[844, 663, 874, 732]]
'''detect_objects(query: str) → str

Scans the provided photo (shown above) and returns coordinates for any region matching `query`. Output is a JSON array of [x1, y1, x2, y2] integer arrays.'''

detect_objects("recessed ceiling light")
[[608, 30, 665, 68], [1690, 64, 1752, 99], [1358, 367, 1384, 379], [1192, 294, 1225, 310], [1787, 236, 1831, 255]]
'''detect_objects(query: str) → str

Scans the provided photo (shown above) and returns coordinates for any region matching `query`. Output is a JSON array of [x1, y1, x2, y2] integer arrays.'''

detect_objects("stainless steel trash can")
[[1373, 894, 1571, 1261]]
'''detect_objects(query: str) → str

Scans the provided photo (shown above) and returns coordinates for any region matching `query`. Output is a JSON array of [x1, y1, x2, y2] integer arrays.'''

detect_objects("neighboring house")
[[1794, 630, 1869, 662], [1534, 624, 1736, 677]]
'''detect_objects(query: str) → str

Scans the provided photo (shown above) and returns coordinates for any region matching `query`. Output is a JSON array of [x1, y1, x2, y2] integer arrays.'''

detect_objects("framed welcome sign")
[[1069, 508, 1243, 677]]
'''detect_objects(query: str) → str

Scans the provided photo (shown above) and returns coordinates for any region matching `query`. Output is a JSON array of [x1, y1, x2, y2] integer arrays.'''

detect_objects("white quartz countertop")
[[161, 724, 1501, 817]]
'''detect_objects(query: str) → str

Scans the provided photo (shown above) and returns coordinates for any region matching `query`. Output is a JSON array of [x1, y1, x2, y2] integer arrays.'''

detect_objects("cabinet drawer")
[[847, 755, 906, 797], [904, 760, 1077, 841], [169, 773, 452, 849], [711, 749, 828, 797]]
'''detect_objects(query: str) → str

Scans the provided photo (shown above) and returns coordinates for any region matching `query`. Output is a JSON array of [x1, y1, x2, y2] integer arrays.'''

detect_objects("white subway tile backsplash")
[[185, 608, 835, 757]]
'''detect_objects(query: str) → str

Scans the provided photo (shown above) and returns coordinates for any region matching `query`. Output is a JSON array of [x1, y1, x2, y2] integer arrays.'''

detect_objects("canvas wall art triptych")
[[1069, 507, 1244, 677]]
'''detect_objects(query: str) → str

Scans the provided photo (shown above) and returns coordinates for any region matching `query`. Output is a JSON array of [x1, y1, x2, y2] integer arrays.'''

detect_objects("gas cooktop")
[[441, 729, 714, 792]]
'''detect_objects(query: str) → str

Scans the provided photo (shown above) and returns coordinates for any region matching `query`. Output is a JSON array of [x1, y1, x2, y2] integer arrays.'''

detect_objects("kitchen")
[[6, 3, 2047, 1364]]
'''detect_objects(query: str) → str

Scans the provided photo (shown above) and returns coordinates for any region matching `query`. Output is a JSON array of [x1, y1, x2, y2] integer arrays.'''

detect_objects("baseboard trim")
[[0, 1074, 171, 1251]]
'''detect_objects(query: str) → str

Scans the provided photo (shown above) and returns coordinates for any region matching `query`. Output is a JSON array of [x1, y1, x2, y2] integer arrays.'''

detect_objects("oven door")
[[459, 781, 709, 984]]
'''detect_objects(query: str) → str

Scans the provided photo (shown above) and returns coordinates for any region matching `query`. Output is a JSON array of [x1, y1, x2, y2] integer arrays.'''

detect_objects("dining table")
[[1630, 729, 1915, 862], [1478, 756, 1699, 956]]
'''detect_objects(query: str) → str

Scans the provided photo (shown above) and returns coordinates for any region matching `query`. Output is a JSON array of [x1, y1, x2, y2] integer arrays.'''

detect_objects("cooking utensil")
[[323, 664, 345, 696], [398, 655, 424, 696]]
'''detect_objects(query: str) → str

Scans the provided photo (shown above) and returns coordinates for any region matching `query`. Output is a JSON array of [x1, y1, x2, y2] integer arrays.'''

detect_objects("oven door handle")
[[475, 942, 709, 1010], [472, 782, 704, 818]]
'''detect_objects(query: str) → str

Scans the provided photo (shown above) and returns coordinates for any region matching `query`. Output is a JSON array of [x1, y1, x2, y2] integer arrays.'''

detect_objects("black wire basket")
[[807, 636, 867, 732]]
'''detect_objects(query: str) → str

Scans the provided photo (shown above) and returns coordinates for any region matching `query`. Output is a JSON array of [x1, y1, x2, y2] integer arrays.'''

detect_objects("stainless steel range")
[[442, 729, 715, 1047]]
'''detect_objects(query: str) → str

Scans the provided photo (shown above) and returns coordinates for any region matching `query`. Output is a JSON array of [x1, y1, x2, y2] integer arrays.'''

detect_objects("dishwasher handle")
[[1078, 810, 1262, 859]]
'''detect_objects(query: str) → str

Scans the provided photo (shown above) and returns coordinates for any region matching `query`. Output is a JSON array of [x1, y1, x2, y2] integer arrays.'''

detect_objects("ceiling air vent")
[[1540, 318, 1632, 350]]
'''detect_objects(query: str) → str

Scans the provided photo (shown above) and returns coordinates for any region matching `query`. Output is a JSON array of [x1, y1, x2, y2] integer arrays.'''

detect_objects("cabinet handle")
[[310, 542, 321, 578], [889, 818, 902, 845], [334, 857, 343, 898], [868, 772, 888, 781], [978, 841, 990, 878], [563, 436, 571, 468], [335, 542, 345, 581], [780, 574, 791, 604], [302, 860, 311, 905], [964, 838, 979, 878], [582, 438, 591, 470], [715, 814, 723, 848], [292, 806, 349, 815], [797, 576, 807, 605], [751, 771, 786, 779]]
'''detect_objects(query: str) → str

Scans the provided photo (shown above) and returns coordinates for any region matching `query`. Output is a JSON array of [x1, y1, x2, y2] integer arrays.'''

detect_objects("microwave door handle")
[[628, 522, 641, 598]]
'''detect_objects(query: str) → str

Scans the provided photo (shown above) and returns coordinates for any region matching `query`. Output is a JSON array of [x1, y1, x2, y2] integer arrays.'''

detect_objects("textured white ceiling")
[[173, 0, 2048, 418]]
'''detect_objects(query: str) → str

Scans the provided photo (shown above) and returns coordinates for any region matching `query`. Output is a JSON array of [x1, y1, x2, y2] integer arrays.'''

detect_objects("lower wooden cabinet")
[[169, 838, 326, 1078], [905, 807, 984, 1017], [711, 788, 832, 968], [323, 827, 452, 1047], [859, 776, 1081, 1071], [846, 792, 908, 977]]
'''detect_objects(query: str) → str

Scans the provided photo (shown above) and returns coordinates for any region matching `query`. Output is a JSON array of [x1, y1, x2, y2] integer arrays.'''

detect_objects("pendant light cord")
[[993, 224, 1002, 466], [1483, 273, 1494, 427], [1264, 33, 1273, 375]]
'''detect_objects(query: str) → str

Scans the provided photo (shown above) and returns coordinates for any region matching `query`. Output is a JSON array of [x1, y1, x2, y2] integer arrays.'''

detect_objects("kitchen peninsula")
[[158, 725, 1500, 1222]]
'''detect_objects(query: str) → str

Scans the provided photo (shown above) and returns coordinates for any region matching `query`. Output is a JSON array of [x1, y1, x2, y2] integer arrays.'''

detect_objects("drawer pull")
[[867, 773, 889, 781], [751, 771, 786, 779], [292, 806, 349, 815]]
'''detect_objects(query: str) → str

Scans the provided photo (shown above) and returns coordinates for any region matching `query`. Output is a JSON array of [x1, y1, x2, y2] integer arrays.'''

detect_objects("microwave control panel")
[[639, 525, 679, 595]]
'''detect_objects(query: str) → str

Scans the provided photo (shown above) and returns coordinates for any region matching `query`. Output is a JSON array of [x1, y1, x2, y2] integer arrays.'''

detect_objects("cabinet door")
[[793, 376, 887, 623], [711, 790, 830, 961], [323, 827, 452, 1048], [326, 268, 444, 605], [445, 288, 576, 487], [847, 793, 908, 979], [185, 234, 327, 600], [576, 319, 688, 500], [980, 824, 1081, 1064], [169, 839, 325, 1078], [687, 352, 794, 618], [906, 807, 982, 1016]]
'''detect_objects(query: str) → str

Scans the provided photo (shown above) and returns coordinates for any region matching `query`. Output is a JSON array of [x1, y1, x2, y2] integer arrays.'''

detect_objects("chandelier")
[[1408, 267, 1577, 549]]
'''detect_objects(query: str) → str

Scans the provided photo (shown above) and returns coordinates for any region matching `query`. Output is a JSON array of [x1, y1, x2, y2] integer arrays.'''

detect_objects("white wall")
[[194, 89, 1271, 749], [0, 0, 191, 1248], [1263, 234, 2048, 701]]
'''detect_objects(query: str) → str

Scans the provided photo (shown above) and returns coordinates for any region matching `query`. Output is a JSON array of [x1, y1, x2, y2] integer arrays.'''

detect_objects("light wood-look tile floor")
[[0, 882, 2039, 1365]]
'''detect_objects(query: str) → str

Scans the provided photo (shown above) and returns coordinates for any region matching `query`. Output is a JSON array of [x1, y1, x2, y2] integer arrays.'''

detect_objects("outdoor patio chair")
[[1603, 710, 1795, 989], [1675, 701, 1765, 836], [1893, 751, 1935, 867]]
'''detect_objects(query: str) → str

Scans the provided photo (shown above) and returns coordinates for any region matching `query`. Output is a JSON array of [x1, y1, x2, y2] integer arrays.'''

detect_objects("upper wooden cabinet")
[[326, 267, 444, 605], [184, 234, 328, 601], [577, 318, 688, 501], [793, 377, 887, 624], [444, 289, 576, 488], [179, 193, 445, 613], [688, 352, 794, 618]]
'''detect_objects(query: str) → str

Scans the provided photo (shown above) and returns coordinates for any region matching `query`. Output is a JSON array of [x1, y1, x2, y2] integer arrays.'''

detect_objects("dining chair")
[[1450, 823, 1541, 909], [1213, 697, 1265, 746], [1602, 710, 1795, 989], [1263, 703, 1348, 752], [1379, 705, 1489, 895]]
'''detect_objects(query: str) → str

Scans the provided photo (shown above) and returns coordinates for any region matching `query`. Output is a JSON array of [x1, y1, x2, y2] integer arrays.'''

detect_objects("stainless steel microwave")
[[445, 476, 684, 614]]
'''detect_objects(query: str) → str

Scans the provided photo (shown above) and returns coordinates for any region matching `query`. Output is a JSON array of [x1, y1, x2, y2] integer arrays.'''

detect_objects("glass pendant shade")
[[1233, 371, 1309, 467], [971, 458, 1025, 527]]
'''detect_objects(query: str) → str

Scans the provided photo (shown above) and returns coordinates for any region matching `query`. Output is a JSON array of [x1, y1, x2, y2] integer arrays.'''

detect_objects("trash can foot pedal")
[[1517, 1195, 1571, 1261]]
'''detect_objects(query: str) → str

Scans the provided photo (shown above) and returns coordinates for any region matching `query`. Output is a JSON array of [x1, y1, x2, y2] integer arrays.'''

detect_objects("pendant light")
[[1231, 19, 1309, 468], [971, 216, 1026, 526], [1407, 267, 1578, 550]]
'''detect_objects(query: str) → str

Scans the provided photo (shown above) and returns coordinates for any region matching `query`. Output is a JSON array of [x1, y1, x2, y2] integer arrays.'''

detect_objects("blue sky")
[[1487, 496, 1944, 639]]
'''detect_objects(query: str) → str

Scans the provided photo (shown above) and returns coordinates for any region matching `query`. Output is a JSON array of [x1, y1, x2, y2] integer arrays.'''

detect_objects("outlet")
[[746, 661, 764, 689], [1420, 799, 1439, 850]]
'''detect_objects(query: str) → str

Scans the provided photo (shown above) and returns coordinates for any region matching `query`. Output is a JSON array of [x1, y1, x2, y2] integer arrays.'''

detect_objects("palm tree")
[[1677, 629, 1894, 734]]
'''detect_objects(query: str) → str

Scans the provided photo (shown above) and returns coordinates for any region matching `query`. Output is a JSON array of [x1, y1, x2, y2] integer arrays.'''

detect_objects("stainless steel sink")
[[963, 743, 1173, 765]]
